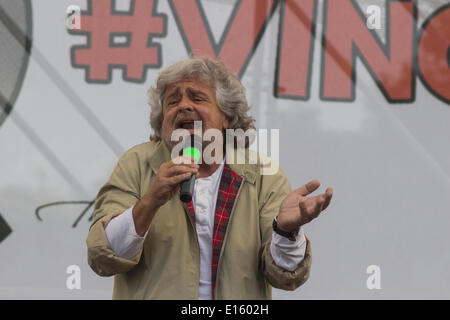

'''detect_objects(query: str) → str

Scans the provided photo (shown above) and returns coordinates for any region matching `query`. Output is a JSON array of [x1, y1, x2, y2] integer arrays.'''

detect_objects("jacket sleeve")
[[258, 161, 312, 291], [86, 150, 144, 277]]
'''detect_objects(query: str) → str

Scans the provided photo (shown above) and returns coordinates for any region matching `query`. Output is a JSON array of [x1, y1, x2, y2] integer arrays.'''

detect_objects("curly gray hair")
[[148, 56, 255, 147]]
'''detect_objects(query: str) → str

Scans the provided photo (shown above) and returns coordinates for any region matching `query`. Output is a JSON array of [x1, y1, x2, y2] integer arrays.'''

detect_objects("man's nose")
[[178, 96, 194, 111]]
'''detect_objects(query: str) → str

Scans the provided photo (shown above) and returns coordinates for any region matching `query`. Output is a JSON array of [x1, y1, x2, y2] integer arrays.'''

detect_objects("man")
[[87, 56, 333, 299]]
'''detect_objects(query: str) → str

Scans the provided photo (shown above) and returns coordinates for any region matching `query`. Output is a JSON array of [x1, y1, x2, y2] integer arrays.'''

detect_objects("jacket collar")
[[148, 140, 258, 184]]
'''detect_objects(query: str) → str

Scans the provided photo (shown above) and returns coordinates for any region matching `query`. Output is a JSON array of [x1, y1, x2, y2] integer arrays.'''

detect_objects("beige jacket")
[[87, 141, 311, 299]]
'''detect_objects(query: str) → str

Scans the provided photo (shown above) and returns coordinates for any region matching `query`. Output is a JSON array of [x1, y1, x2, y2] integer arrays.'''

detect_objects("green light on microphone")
[[183, 147, 201, 161]]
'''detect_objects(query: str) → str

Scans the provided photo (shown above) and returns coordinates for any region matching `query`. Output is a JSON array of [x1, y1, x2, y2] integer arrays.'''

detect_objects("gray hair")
[[148, 56, 255, 147]]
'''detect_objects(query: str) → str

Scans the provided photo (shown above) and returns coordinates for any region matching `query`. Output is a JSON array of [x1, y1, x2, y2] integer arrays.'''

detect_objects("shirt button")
[[199, 208, 205, 214]]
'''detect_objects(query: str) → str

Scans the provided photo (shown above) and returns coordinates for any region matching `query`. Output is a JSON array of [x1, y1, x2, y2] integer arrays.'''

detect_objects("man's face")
[[160, 79, 229, 150]]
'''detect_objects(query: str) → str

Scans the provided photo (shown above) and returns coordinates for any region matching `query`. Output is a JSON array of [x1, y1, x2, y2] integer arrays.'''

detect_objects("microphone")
[[180, 134, 202, 203]]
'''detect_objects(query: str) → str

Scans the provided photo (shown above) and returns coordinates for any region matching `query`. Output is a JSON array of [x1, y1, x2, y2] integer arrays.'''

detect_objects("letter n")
[[321, 0, 416, 102]]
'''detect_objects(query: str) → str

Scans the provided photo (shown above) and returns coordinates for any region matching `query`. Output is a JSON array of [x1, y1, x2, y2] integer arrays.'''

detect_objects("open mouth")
[[176, 119, 200, 130], [179, 121, 194, 129]]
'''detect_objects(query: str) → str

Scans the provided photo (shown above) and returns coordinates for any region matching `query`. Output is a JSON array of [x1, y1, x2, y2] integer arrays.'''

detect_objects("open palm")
[[277, 180, 333, 232]]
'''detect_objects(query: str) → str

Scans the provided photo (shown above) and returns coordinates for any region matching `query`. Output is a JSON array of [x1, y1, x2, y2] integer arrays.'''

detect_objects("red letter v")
[[169, 0, 277, 77]]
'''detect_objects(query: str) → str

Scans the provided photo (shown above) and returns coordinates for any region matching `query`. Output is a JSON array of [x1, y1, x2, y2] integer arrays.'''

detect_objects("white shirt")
[[192, 161, 224, 299], [105, 163, 307, 299]]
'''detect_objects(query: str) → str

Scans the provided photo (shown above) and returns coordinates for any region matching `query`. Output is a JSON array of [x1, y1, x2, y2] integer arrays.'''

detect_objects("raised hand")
[[276, 180, 333, 233]]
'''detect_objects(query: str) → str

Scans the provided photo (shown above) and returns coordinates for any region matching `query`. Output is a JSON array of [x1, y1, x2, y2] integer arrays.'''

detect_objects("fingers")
[[321, 187, 333, 211], [166, 163, 198, 178], [300, 187, 333, 224], [167, 170, 196, 186], [147, 157, 199, 208], [316, 187, 333, 212], [311, 188, 333, 209], [171, 155, 198, 166], [294, 179, 320, 196], [157, 156, 199, 188], [164, 164, 198, 186], [161, 156, 198, 177]]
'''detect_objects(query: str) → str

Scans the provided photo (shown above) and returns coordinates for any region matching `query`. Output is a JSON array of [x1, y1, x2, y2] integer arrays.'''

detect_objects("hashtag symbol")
[[70, 0, 167, 83]]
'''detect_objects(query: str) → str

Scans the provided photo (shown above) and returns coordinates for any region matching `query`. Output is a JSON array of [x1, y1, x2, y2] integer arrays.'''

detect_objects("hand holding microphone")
[[132, 135, 201, 236], [142, 134, 201, 207], [145, 156, 199, 210]]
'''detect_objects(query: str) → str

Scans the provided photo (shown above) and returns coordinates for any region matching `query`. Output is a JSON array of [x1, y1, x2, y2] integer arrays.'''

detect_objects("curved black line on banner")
[[35, 200, 95, 228], [0, 0, 33, 128]]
